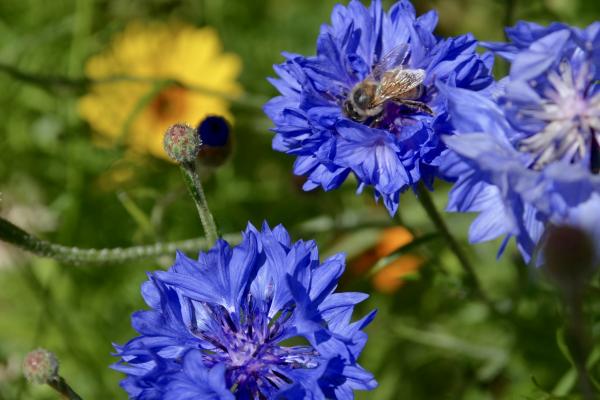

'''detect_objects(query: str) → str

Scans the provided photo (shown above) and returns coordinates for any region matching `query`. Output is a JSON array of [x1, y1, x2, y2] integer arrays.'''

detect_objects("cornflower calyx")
[[543, 224, 596, 289], [163, 122, 202, 164]]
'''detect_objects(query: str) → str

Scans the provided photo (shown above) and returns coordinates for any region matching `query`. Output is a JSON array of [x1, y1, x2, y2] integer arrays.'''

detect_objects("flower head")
[[79, 22, 241, 160], [163, 123, 201, 164], [440, 21, 600, 262], [265, 0, 494, 215], [114, 223, 376, 399], [23, 349, 59, 385]]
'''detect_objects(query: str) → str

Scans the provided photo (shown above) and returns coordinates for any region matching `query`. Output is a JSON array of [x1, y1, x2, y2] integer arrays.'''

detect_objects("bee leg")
[[592, 133, 600, 174], [394, 99, 434, 115], [368, 111, 385, 128]]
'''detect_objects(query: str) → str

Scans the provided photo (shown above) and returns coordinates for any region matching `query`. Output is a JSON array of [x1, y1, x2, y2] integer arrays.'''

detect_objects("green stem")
[[503, 0, 516, 32], [564, 291, 595, 399], [0, 62, 88, 90], [0, 217, 237, 265], [392, 324, 507, 363], [47, 376, 83, 400], [416, 183, 490, 304], [180, 163, 219, 245]]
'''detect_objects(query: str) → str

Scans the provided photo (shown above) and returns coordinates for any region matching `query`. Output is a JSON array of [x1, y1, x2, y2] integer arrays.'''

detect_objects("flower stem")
[[0, 216, 237, 265], [564, 290, 595, 399], [416, 183, 490, 304], [180, 163, 219, 245], [503, 0, 516, 32], [47, 376, 83, 400]]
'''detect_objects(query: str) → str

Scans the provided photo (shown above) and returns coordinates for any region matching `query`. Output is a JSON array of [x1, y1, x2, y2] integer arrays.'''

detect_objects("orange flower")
[[352, 226, 424, 294]]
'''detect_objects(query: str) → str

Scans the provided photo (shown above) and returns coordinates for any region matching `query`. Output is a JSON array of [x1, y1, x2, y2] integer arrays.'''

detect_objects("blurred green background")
[[1, 0, 599, 399]]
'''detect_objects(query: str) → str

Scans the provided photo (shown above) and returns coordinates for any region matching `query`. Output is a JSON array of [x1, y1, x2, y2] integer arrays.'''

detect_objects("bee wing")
[[369, 44, 410, 81], [372, 68, 425, 106]]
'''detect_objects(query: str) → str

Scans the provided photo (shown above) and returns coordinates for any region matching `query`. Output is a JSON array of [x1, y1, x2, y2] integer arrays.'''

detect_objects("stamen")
[[516, 61, 599, 170], [271, 369, 293, 384], [592, 131, 600, 174], [191, 295, 319, 397]]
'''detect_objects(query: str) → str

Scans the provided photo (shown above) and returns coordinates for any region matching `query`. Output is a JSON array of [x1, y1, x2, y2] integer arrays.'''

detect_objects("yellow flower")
[[78, 21, 242, 160]]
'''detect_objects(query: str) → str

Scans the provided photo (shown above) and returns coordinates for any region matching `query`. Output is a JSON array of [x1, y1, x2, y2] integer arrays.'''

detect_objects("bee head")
[[343, 82, 378, 122], [352, 86, 372, 111]]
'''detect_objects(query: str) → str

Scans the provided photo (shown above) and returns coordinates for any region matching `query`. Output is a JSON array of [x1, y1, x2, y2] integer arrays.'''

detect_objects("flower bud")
[[23, 349, 59, 384], [543, 225, 596, 290], [196, 116, 232, 167], [163, 123, 201, 164]]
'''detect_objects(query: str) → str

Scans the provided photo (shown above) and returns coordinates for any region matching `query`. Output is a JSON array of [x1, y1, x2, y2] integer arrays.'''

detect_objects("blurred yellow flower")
[[78, 21, 242, 160]]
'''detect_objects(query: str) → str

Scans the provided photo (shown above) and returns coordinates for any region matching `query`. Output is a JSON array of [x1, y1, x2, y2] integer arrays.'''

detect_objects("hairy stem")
[[0, 217, 237, 265], [180, 163, 219, 245], [416, 183, 490, 304]]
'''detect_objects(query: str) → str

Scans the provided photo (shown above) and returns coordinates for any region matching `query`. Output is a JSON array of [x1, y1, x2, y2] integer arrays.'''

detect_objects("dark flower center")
[[149, 87, 188, 123]]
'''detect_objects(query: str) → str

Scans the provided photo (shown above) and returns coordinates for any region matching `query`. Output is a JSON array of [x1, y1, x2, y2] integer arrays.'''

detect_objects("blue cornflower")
[[113, 223, 377, 399], [264, 0, 494, 215], [440, 21, 600, 262]]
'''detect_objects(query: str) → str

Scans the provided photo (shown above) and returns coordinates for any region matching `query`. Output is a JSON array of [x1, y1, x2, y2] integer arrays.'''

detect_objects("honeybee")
[[343, 45, 433, 123]]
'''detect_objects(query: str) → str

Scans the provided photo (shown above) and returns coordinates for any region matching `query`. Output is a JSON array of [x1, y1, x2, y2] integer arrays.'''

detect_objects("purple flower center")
[[194, 297, 319, 394]]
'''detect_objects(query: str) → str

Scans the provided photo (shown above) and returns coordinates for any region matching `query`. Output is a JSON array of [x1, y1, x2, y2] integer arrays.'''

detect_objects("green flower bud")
[[163, 123, 202, 164], [23, 348, 59, 384]]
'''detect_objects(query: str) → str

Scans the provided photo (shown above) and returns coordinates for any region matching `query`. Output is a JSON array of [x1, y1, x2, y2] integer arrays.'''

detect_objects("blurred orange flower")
[[78, 21, 242, 160], [352, 226, 424, 294]]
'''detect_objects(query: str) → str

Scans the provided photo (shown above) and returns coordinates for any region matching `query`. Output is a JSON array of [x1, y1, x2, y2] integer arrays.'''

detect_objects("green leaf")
[[556, 327, 575, 366], [552, 328, 600, 396], [116, 191, 155, 238]]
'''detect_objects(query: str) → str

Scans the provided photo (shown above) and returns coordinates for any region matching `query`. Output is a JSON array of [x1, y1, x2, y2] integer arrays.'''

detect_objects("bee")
[[343, 45, 433, 123]]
